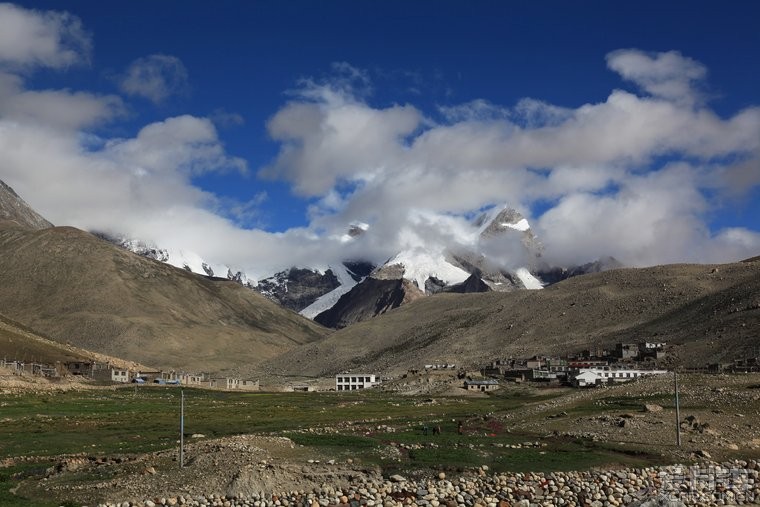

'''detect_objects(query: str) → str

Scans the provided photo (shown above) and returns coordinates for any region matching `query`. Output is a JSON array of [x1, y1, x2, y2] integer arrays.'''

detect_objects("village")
[[5, 340, 760, 394]]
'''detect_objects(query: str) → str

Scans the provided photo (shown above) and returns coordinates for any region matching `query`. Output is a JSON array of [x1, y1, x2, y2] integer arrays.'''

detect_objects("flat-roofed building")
[[335, 373, 378, 391]]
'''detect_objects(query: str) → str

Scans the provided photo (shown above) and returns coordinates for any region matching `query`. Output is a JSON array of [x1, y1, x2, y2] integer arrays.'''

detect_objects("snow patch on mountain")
[[388, 249, 470, 291], [109, 236, 252, 284], [300, 264, 359, 319], [504, 218, 530, 232], [516, 267, 544, 290]]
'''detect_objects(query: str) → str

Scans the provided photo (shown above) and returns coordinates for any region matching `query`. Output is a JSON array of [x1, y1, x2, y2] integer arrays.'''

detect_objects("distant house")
[[464, 379, 500, 392], [424, 363, 456, 370], [175, 372, 205, 385], [525, 356, 545, 369], [239, 379, 259, 391], [208, 377, 239, 390], [639, 342, 668, 360], [528, 369, 562, 382], [93, 368, 131, 383], [64, 361, 94, 377], [205, 377, 258, 390], [571, 367, 668, 387], [335, 374, 379, 391], [615, 343, 639, 360], [503, 369, 529, 383], [568, 359, 609, 369], [573, 370, 602, 388]]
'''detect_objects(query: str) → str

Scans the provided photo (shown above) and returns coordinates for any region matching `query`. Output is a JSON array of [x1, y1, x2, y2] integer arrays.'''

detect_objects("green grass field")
[[0, 385, 664, 505]]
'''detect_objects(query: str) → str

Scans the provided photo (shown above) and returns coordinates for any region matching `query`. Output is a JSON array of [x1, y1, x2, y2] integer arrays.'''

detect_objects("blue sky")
[[1, 1, 759, 274]]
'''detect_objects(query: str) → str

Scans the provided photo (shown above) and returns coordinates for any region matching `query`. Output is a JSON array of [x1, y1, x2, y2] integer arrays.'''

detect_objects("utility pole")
[[674, 370, 681, 447], [179, 389, 185, 468]]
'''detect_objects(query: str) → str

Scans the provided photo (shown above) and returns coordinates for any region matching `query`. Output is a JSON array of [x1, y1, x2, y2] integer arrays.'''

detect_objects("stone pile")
[[97, 460, 758, 507]]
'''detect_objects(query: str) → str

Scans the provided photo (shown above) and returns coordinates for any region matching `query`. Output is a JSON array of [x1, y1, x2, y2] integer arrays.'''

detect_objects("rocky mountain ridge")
[[0, 179, 53, 230]]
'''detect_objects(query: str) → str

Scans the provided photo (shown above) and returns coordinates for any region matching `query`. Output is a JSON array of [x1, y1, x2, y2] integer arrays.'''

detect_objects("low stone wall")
[[102, 460, 758, 507]]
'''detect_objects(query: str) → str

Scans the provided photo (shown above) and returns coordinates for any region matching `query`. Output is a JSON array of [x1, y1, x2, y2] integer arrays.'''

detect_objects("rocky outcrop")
[[315, 277, 424, 329], [257, 268, 341, 312], [536, 256, 624, 285], [441, 272, 491, 293]]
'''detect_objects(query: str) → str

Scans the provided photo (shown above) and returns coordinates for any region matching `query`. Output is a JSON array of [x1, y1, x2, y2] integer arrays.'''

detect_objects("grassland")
[[0, 383, 676, 505]]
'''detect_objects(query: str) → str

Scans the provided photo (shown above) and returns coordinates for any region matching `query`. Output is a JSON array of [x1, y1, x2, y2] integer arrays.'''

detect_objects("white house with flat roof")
[[572, 367, 668, 387], [335, 373, 378, 391]]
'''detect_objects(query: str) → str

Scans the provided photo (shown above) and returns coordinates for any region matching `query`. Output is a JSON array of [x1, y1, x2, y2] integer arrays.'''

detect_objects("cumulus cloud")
[[0, 71, 123, 129], [0, 3, 90, 69], [1, 6, 758, 282], [606, 49, 707, 106], [261, 50, 760, 268], [118, 54, 189, 104]]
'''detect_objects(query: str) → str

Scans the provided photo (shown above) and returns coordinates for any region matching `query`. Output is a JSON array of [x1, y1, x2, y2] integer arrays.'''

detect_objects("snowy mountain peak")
[[98, 233, 250, 285], [476, 206, 531, 238], [381, 249, 470, 291]]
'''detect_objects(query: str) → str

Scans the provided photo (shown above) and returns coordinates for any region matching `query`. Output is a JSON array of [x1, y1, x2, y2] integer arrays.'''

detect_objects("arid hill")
[[258, 259, 760, 377], [0, 312, 148, 371], [0, 222, 328, 373], [0, 180, 52, 230]]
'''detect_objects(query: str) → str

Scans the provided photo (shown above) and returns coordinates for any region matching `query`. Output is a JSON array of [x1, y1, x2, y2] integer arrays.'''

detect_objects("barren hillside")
[[258, 259, 760, 377], [0, 223, 329, 373]]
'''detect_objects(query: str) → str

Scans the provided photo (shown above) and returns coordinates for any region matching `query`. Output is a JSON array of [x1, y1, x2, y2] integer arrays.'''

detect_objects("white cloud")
[[0, 71, 123, 129], [438, 99, 510, 122], [606, 49, 707, 106], [260, 52, 760, 267], [1, 12, 759, 282], [103, 115, 246, 177], [0, 3, 90, 69], [119, 54, 189, 104]]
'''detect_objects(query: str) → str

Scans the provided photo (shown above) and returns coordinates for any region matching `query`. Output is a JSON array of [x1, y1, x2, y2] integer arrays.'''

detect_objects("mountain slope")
[[314, 277, 425, 329], [0, 180, 52, 230], [258, 259, 760, 376], [0, 222, 329, 373], [0, 313, 147, 371]]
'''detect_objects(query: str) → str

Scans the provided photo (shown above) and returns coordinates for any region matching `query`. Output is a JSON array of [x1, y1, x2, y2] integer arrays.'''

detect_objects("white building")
[[572, 367, 668, 387], [335, 373, 379, 391]]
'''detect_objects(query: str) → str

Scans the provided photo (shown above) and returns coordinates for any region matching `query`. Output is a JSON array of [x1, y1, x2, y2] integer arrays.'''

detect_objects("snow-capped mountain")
[[370, 205, 545, 294], [98, 204, 616, 329], [97, 234, 254, 286], [302, 205, 549, 328]]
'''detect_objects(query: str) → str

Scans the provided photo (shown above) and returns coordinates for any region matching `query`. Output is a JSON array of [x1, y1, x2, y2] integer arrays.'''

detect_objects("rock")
[[643, 404, 663, 413], [390, 474, 407, 483], [438, 472, 446, 480], [694, 450, 712, 459]]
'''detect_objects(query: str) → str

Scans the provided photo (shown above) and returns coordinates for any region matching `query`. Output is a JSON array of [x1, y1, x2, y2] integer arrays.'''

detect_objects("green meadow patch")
[[0, 384, 664, 506]]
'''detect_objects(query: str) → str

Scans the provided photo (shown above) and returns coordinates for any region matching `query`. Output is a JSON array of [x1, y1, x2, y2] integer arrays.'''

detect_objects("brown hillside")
[[258, 259, 760, 376], [0, 223, 329, 373], [0, 313, 148, 370], [0, 179, 53, 230]]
